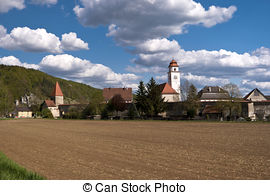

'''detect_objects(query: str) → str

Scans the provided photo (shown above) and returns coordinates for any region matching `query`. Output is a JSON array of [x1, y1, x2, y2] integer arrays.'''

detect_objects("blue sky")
[[0, 0, 270, 95]]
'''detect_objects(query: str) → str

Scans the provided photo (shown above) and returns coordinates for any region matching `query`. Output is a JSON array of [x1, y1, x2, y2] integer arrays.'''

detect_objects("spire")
[[51, 81, 63, 97], [168, 59, 179, 68]]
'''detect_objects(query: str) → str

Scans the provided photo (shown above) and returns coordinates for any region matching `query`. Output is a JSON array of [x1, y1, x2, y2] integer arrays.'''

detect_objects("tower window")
[[174, 68, 176, 71]]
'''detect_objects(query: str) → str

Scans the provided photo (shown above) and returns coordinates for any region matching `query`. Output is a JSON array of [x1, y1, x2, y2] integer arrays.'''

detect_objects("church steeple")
[[168, 59, 181, 101], [51, 81, 64, 106]]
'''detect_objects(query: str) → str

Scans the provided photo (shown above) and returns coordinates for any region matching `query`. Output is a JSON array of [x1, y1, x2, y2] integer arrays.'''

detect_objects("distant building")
[[42, 82, 64, 118], [15, 107, 32, 118], [198, 86, 230, 102], [51, 82, 64, 106], [42, 99, 60, 118], [159, 83, 180, 102], [160, 60, 181, 102], [103, 88, 133, 103], [243, 88, 270, 120]]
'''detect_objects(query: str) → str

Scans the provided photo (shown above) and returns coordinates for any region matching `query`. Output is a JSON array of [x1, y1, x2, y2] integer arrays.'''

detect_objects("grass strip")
[[0, 152, 45, 180]]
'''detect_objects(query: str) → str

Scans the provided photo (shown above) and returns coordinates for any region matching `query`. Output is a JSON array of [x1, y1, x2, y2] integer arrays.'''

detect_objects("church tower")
[[51, 81, 64, 106], [168, 59, 181, 101]]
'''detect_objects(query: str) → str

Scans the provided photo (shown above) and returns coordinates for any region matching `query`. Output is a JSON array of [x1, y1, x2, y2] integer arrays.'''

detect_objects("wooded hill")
[[0, 65, 103, 115]]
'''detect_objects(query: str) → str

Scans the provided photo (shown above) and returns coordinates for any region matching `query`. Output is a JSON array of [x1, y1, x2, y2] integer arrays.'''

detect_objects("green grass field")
[[0, 152, 44, 180]]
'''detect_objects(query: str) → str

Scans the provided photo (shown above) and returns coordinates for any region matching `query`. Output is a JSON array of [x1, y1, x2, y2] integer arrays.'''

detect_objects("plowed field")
[[0, 119, 269, 179]]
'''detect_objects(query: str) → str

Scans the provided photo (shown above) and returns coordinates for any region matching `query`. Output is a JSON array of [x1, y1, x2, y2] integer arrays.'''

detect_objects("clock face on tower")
[[174, 75, 177, 79]]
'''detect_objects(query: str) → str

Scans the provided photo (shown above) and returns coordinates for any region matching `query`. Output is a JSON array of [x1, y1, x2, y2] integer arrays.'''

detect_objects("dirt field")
[[0, 119, 269, 179]]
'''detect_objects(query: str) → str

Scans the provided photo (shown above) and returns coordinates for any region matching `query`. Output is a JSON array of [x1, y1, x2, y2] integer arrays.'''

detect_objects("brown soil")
[[0, 119, 269, 179]]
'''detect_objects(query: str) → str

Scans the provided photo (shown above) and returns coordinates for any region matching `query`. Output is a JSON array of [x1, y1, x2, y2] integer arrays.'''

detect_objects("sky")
[[0, 0, 270, 95]]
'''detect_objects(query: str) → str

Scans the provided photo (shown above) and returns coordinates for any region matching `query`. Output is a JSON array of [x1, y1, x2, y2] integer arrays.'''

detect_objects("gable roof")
[[243, 88, 267, 100], [198, 86, 230, 100], [103, 88, 133, 102], [45, 100, 56, 107], [51, 82, 63, 97], [199, 86, 227, 93], [159, 83, 178, 94], [16, 107, 31, 112]]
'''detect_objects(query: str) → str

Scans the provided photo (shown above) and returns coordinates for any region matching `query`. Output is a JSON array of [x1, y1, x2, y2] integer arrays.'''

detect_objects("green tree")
[[135, 78, 166, 117], [81, 104, 96, 119], [101, 107, 109, 119], [127, 103, 139, 119], [41, 108, 54, 119], [185, 84, 200, 119], [135, 81, 148, 116], [146, 77, 166, 116], [108, 94, 127, 116]]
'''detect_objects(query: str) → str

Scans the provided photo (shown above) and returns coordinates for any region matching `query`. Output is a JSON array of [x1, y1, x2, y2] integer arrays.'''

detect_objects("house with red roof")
[[42, 81, 64, 118], [103, 88, 133, 103]]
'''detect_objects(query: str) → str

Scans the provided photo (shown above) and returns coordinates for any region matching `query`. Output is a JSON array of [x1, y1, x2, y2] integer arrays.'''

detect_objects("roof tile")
[[51, 82, 63, 97]]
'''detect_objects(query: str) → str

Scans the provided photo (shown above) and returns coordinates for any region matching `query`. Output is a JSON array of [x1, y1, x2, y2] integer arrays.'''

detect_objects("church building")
[[160, 60, 181, 102], [42, 82, 63, 118]]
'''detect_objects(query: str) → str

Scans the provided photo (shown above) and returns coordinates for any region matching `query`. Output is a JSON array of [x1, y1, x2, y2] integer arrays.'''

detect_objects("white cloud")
[[61, 32, 89, 51], [0, 25, 89, 53], [131, 38, 270, 80], [30, 0, 57, 6], [74, 0, 236, 45], [181, 73, 230, 87], [134, 38, 180, 54], [39, 54, 140, 88], [128, 38, 270, 93], [0, 0, 25, 13], [0, 56, 40, 69], [242, 80, 270, 94], [156, 72, 229, 89]]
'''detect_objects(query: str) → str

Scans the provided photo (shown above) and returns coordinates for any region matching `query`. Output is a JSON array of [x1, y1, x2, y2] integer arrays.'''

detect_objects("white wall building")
[[160, 60, 182, 102]]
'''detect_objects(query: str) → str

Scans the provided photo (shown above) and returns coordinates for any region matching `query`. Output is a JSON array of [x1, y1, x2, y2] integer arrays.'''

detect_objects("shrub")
[[41, 108, 54, 119]]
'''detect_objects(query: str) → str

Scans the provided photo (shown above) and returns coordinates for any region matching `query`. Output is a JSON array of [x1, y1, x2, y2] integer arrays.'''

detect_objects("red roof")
[[168, 59, 179, 68], [45, 100, 56, 107], [159, 83, 178, 94], [103, 88, 133, 102], [51, 82, 63, 97]]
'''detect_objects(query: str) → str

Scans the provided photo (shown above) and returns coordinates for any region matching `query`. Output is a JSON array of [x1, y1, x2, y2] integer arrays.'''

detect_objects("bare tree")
[[181, 79, 190, 101], [223, 83, 242, 98]]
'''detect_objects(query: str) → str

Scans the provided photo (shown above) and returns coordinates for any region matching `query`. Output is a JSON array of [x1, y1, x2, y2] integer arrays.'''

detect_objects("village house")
[[198, 86, 230, 102], [13, 107, 32, 118], [197, 86, 231, 120], [243, 88, 270, 120]]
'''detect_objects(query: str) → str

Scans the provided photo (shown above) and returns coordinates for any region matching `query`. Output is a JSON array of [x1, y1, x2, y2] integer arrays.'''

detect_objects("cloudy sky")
[[0, 0, 270, 95]]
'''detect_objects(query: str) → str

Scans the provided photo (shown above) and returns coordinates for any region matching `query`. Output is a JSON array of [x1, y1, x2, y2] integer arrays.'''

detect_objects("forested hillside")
[[0, 65, 103, 115]]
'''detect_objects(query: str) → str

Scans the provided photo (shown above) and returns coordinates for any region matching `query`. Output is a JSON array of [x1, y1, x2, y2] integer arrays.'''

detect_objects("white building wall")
[[48, 107, 60, 118], [18, 111, 32, 118], [168, 67, 181, 101], [247, 92, 267, 101], [162, 94, 180, 102], [55, 96, 64, 106], [248, 103, 256, 121]]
